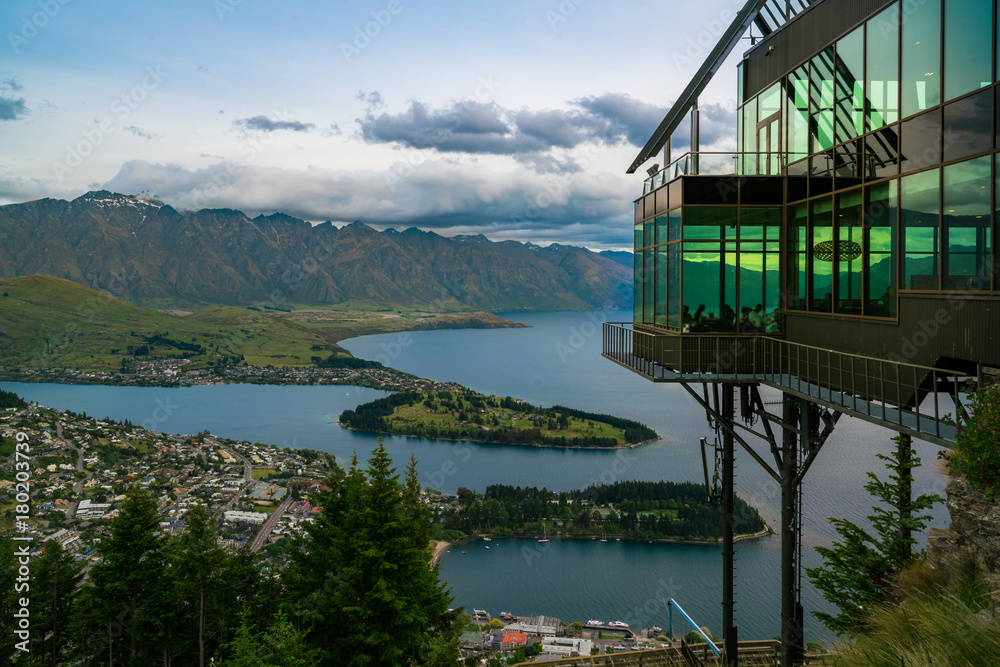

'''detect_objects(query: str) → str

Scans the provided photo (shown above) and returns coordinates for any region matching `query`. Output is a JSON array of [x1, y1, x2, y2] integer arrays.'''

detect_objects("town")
[[0, 357, 465, 393]]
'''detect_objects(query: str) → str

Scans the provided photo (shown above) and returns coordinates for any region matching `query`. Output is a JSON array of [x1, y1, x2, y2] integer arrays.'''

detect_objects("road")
[[250, 496, 292, 552], [57, 423, 95, 509], [206, 436, 254, 522]]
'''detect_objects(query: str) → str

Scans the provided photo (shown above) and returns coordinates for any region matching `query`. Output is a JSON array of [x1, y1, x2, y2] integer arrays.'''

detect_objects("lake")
[[0, 309, 952, 643]]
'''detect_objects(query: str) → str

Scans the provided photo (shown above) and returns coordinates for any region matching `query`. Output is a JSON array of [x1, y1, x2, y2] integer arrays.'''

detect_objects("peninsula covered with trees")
[[339, 389, 658, 448], [430, 481, 768, 543]]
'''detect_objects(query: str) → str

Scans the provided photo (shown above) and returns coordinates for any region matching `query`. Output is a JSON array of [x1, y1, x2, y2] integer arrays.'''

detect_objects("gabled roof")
[[627, 0, 816, 173]]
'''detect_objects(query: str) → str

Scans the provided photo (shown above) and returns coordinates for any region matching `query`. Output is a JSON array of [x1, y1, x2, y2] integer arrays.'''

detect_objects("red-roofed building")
[[501, 632, 527, 650]]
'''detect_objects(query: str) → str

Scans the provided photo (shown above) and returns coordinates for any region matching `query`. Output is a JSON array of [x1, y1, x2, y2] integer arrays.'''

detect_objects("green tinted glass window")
[[867, 4, 899, 130], [836, 27, 865, 144], [867, 180, 898, 317], [809, 197, 834, 311], [944, 0, 992, 102], [943, 156, 991, 290], [683, 207, 737, 240], [786, 66, 810, 162], [901, 0, 940, 118], [633, 251, 642, 323], [900, 168, 940, 290], [835, 190, 864, 314], [667, 244, 682, 330], [683, 241, 736, 332], [811, 48, 836, 152], [787, 203, 809, 311], [655, 245, 668, 326]]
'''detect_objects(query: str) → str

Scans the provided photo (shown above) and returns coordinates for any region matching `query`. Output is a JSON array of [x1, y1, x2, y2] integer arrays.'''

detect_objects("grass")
[[251, 467, 277, 481], [827, 564, 999, 666], [0, 275, 345, 371], [0, 275, 523, 372], [388, 391, 631, 445]]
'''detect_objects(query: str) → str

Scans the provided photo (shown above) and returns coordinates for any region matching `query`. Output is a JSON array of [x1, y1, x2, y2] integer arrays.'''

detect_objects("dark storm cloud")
[[354, 93, 745, 157], [234, 115, 316, 132], [0, 96, 28, 121]]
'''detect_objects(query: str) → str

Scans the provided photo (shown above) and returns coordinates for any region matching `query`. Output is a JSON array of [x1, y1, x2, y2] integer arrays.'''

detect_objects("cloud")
[[124, 125, 156, 139], [574, 93, 667, 146], [357, 94, 740, 160], [3, 78, 23, 92], [233, 115, 316, 132], [356, 89, 384, 111], [357, 94, 672, 156], [0, 96, 28, 121], [100, 158, 636, 248]]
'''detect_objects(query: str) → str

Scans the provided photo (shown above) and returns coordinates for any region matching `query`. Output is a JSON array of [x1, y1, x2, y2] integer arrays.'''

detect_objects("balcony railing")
[[642, 151, 789, 193], [603, 322, 965, 446], [511, 640, 786, 667]]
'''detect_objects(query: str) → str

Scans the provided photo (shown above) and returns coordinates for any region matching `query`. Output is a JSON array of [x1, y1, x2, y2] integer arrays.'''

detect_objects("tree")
[[220, 609, 320, 667], [0, 538, 30, 666], [942, 380, 1000, 500], [73, 487, 165, 664], [283, 441, 459, 664], [32, 540, 82, 666], [171, 503, 231, 666], [806, 436, 940, 634]]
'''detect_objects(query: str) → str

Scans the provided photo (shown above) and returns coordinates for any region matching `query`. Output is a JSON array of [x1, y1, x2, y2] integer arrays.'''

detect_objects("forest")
[[437, 480, 768, 542], [0, 442, 461, 666], [339, 389, 658, 448]]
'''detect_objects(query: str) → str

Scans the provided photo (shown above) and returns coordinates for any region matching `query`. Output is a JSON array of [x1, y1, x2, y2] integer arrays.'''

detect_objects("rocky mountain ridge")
[[0, 191, 631, 312]]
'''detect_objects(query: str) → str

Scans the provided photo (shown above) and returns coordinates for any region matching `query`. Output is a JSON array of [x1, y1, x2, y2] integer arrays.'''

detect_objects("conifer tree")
[[171, 502, 231, 666], [284, 441, 459, 664], [32, 539, 82, 666], [806, 435, 940, 634], [73, 487, 165, 664]]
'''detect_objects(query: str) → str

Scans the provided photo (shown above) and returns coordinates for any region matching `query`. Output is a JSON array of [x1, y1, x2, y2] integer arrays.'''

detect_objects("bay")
[[1, 309, 952, 644]]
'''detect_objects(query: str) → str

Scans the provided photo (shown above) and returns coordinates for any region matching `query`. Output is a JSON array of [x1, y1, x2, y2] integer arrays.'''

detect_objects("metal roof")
[[627, 0, 816, 174]]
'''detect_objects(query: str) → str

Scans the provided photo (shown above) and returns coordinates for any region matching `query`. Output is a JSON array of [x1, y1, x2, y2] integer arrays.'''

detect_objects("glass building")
[[627, 0, 1000, 377], [608, 1, 1000, 663]]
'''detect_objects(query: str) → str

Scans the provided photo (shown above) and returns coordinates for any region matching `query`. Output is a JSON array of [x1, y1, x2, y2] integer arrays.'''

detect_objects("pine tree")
[[171, 503, 231, 667], [0, 537, 30, 666], [806, 435, 941, 634], [32, 540, 82, 666], [73, 487, 165, 664], [284, 441, 459, 664]]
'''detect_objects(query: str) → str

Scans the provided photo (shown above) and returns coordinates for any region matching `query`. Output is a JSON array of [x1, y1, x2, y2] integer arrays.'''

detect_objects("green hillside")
[[0, 275, 347, 371]]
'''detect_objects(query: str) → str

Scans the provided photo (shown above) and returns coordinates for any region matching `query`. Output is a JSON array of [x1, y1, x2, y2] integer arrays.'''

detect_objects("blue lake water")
[[1, 309, 952, 643]]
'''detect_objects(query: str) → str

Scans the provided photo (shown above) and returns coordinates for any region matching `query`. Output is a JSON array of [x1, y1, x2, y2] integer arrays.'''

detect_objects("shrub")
[[942, 381, 1000, 500]]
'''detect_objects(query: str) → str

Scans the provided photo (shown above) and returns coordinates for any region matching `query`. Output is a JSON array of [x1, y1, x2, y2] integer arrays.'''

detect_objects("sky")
[[0, 0, 752, 250]]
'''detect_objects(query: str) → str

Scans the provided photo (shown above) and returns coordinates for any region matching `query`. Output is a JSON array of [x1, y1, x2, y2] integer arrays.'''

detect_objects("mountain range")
[[0, 191, 631, 312]]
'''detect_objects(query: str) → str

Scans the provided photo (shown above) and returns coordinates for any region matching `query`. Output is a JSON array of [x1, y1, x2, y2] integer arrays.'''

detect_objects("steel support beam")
[[780, 393, 803, 666], [722, 385, 738, 665]]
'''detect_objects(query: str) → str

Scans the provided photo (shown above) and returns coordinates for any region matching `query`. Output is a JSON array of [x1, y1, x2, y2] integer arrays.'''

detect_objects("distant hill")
[[0, 191, 631, 312], [598, 250, 633, 268], [0, 275, 349, 370]]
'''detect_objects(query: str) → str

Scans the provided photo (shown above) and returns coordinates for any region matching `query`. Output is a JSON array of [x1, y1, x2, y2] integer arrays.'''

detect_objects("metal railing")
[[603, 322, 965, 445], [510, 640, 782, 666], [642, 152, 789, 193]]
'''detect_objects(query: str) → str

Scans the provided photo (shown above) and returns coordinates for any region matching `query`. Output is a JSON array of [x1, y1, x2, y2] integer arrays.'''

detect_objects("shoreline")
[[338, 422, 659, 451], [434, 527, 773, 552]]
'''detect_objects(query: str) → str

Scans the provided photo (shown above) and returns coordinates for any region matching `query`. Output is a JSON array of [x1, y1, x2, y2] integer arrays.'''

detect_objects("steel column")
[[722, 384, 738, 665], [780, 393, 803, 666]]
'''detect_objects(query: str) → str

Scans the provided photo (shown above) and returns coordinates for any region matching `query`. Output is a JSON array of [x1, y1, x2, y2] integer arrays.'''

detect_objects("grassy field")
[[0, 275, 524, 372], [388, 391, 630, 445], [251, 467, 277, 481], [0, 275, 348, 371]]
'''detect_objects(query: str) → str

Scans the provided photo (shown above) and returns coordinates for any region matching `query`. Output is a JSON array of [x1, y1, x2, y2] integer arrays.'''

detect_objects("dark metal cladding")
[[742, 0, 896, 99]]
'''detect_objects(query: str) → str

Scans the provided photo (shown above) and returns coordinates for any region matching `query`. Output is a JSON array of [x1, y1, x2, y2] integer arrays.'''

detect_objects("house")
[[500, 632, 527, 651]]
